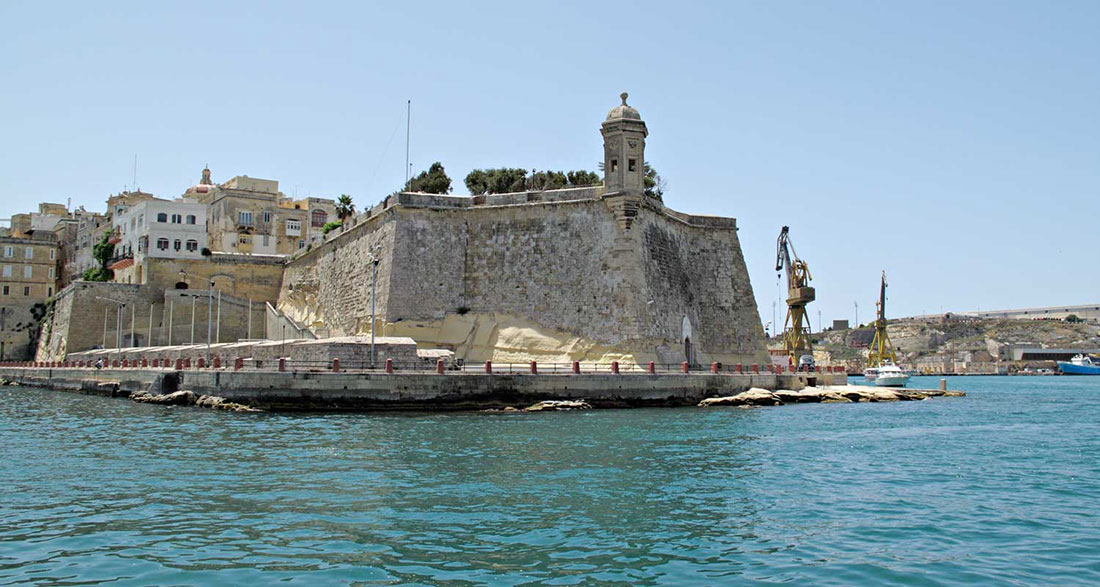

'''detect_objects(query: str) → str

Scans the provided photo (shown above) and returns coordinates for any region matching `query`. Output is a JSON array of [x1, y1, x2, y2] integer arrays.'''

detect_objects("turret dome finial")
[[620, 92, 629, 105]]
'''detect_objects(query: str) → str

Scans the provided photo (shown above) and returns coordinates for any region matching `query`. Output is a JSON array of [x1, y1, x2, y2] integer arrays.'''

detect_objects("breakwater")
[[0, 364, 847, 411]]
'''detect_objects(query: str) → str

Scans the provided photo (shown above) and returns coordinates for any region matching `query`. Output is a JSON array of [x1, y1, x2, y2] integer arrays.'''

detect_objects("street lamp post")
[[370, 257, 379, 368], [95, 296, 127, 365], [180, 270, 214, 365]]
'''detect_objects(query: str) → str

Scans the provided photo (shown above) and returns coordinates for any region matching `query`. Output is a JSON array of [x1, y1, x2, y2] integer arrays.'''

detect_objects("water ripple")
[[2, 377, 1099, 585]]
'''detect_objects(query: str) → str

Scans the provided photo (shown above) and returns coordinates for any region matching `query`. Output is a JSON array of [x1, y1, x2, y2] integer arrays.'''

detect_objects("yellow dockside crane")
[[775, 226, 815, 368], [867, 271, 898, 368]]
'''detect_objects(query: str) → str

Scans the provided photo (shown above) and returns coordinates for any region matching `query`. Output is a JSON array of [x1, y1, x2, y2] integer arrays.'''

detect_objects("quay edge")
[[0, 366, 847, 411]]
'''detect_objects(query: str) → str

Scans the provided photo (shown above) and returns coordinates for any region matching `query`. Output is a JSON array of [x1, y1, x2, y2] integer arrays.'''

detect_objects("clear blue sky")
[[2, 1, 1098, 328]]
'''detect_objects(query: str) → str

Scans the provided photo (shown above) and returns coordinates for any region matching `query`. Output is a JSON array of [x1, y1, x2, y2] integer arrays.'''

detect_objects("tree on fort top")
[[336, 194, 356, 221], [644, 162, 666, 200], [404, 162, 453, 194], [464, 168, 601, 195]]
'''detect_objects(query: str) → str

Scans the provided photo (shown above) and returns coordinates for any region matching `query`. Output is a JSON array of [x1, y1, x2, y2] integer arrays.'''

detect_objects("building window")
[[610, 159, 618, 172], [263, 211, 271, 223], [1, 266, 9, 277], [238, 211, 253, 226], [286, 220, 301, 236], [298, 239, 305, 249], [262, 235, 270, 247], [238, 234, 251, 245], [24, 266, 31, 279], [311, 210, 328, 228], [157, 238, 169, 250], [174, 240, 182, 251], [157, 213, 168, 222], [23, 286, 29, 296], [186, 240, 198, 252], [1, 286, 7, 295], [48, 267, 55, 279], [628, 159, 636, 172], [48, 287, 53, 296], [186, 215, 197, 225], [24, 247, 33, 260], [171, 214, 182, 224], [3, 246, 11, 258], [49, 249, 56, 260]]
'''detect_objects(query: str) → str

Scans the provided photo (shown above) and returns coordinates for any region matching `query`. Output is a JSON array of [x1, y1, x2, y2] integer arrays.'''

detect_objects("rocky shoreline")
[[2, 373, 963, 413], [699, 385, 965, 407]]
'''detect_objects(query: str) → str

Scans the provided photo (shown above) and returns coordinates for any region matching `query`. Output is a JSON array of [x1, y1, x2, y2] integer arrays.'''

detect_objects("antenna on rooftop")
[[132, 154, 138, 192], [405, 99, 411, 186]]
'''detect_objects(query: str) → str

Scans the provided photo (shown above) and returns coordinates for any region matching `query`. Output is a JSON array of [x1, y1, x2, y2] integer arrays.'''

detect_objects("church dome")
[[606, 92, 641, 120]]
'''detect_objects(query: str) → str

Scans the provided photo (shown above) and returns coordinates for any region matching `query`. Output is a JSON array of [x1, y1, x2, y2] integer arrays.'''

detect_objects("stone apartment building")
[[185, 168, 316, 255], [0, 232, 59, 360], [67, 209, 109, 283], [109, 198, 209, 284]]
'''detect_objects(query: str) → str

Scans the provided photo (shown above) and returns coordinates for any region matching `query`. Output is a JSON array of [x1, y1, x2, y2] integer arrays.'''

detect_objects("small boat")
[[873, 361, 911, 387], [864, 367, 878, 382], [1057, 354, 1100, 375]]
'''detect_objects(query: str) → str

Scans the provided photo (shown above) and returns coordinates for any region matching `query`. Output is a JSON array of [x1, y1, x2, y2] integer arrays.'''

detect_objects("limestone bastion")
[[276, 94, 768, 367]]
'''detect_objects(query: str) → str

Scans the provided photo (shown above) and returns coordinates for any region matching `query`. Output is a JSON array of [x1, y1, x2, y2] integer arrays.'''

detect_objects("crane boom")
[[867, 271, 898, 367], [775, 226, 815, 367]]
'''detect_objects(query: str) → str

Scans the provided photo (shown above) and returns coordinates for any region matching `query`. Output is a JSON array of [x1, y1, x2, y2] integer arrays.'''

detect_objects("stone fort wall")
[[277, 191, 768, 366]]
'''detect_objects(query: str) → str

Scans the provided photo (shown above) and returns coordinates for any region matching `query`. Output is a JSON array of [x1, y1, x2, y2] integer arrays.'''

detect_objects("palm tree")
[[336, 194, 355, 221]]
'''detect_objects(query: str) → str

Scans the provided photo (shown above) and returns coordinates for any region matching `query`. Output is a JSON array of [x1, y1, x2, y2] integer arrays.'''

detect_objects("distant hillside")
[[770, 316, 1100, 372]]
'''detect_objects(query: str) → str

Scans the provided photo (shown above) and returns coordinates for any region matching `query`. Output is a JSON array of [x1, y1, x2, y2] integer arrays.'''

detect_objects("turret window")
[[628, 159, 636, 172], [610, 159, 618, 172]]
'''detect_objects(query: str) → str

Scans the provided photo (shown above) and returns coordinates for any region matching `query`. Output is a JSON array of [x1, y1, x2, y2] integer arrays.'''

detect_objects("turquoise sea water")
[[2, 376, 1098, 585]]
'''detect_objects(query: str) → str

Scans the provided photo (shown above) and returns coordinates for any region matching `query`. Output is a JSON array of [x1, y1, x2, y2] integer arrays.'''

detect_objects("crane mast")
[[775, 226, 815, 366], [867, 271, 898, 367]]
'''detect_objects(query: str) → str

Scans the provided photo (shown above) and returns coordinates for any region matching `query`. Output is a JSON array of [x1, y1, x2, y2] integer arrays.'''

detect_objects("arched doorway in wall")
[[174, 282, 188, 290], [681, 316, 694, 365]]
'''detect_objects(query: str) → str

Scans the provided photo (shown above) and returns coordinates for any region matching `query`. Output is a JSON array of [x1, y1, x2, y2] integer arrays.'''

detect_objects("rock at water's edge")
[[525, 400, 592, 412], [699, 388, 782, 407]]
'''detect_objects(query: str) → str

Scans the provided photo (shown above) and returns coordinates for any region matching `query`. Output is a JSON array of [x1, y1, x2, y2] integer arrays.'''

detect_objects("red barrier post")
[[647, 361, 655, 374], [611, 361, 620, 374], [234, 357, 243, 371], [752, 364, 759, 374], [332, 358, 340, 372], [681, 361, 689, 373], [213, 356, 221, 369], [197, 358, 205, 369], [436, 359, 445, 374], [572, 361, 581, 374], [530, 361, 538, 375], [112, 360, 119, 368], [385, 358, 394, 374], [711, 362, 720, 373], [279, 358, 286, 372], [484, 360, 492, 374]]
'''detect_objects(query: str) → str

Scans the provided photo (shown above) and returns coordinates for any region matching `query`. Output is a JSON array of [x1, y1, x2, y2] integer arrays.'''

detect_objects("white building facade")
[[111, 198, 208, 283]]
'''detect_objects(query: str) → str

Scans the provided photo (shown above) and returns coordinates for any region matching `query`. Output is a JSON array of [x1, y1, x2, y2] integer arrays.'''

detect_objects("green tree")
[[466, 168, 601, 194], [465, 168, 528, 195], [1066, 314, 1082, 323], [526, 170, 568, 191], [567, 170, 601, 187], [644, 162, 666, 200], [82, 230, 114, 282], [335, 194, 356, 221], [405, 162, 452, 194], [322, 220, 342, 234]]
